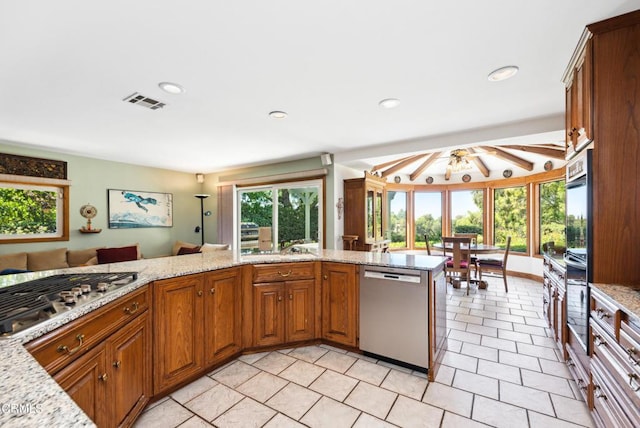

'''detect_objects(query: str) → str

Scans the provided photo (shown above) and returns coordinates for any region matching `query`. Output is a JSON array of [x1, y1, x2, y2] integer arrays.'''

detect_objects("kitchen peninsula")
[[0, 250, 447, 427]]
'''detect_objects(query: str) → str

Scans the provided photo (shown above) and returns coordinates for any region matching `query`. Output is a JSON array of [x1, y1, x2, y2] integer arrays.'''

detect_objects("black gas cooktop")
[[0, 272, 137, 336]]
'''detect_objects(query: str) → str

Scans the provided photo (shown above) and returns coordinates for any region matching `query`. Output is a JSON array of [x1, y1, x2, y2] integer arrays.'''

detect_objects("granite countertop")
[[0, 249, 446, 427], [590, 283, 640, 324]]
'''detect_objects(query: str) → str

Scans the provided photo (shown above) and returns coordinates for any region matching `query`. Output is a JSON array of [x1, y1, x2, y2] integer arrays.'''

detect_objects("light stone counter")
[[0, 249, 446, 426]]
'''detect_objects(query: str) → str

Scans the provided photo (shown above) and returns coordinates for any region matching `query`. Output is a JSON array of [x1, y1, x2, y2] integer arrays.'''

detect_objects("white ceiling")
[[1, 1, 639, 176]]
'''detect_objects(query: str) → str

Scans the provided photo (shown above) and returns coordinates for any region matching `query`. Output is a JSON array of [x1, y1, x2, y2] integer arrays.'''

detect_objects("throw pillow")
[[200, 243, 230, 252], [172, 240, 199, 256], [0, 252, 28, 271], [177, 246, 201, 255], [97, 245, 139, 264], [27, 248, 69, 271]]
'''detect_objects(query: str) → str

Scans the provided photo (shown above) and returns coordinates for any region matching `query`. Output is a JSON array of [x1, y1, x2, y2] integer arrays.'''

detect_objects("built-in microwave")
[[565, 149, 592, 352]]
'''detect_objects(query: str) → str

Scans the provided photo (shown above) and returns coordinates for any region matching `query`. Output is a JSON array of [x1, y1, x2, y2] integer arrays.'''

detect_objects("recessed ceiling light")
[[487, 66, 519, 82], [158, 82, 185, 94], [269, 111, 288, 119], [379, 98, 400, 109]]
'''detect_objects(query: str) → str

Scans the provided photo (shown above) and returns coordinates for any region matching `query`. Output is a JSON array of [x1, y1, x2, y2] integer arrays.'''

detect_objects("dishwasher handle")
[[363, 270, 422, 283]]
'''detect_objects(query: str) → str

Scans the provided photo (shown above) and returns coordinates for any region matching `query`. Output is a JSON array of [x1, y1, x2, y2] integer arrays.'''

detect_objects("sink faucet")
[[280, 239, 307, 254]]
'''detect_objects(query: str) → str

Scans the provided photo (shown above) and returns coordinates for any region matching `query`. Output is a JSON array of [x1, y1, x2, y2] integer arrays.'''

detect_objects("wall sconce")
[[196, 173, 205, 184], [336, 197, 344, 220]]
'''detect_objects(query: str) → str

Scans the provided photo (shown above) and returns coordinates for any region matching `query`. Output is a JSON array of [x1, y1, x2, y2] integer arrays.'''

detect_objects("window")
[[451, 190, 483, 243], [539, 180, 566, 254], [0, 182, 68, 242], [387, 191, 407, 248], [494, 186, 527, 252], [415, 192, 442, 247], [237, 180, 322, 254]]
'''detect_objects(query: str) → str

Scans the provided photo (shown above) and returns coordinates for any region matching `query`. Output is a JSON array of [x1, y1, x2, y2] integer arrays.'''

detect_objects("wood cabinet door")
[[54, 344, 108, 427], [253, 283, 285, 347], [322, 263, 357, 346], [108, 311, 152, 427], [286, 279, 315, 342], [204, 268, 242, 365], [153, 274, 204, 394]]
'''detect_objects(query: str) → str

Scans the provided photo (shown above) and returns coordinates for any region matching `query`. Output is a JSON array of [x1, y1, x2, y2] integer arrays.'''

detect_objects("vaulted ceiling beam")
[[444, 165, 452, 181], [381, 154, 427, 177], [500, 145, 566, 160], [466, 148, 490, 177], [370, 155, 413, 173], [409, 152, 441, 181], [480, 145, 534, 171]]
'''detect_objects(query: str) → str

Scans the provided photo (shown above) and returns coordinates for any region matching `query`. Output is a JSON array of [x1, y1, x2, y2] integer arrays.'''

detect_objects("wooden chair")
[[477, 236, 512, 292], [342, 235, 359, 250], [442, 236, 473, 294], [453, 232, 478, 277], [423, 234, 431, 255]]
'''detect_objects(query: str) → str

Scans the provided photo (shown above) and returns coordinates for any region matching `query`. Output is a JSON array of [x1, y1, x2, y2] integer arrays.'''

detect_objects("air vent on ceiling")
[[123, 92, 166, 110]]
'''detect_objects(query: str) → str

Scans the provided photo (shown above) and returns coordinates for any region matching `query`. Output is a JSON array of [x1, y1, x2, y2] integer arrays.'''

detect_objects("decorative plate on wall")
[[462, 174, 471, 183], [503, 169, 513, 178], [544, 160, 553, 171], [425, 176, 434, 184], [394, 175, 401, 183]]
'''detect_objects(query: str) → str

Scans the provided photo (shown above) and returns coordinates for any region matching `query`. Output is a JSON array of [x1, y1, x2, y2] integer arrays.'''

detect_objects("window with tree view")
[[539, 180, 566, 254], [415, 192, 442, 247], [0, 183, 65, 241], [238, 180, 321, 254], [494, 186, 527, 252], [451, 190, 483, 243], [387, 191, 407, 248]]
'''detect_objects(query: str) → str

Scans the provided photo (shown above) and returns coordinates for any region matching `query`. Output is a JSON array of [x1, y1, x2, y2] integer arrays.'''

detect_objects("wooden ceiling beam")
[[370, 155, 413, 173], [409, 152, 442, 181], [500, 145, 566, 160], [480, 145, 534, 171], [466, 148, 490, 177], [444, 165, 452, 181], [381, 153, 427, 177]]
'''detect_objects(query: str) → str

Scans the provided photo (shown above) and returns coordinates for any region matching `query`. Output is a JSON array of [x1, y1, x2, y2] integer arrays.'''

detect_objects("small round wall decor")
[[426, 176, 434, 184], [394, 175, 401, 183], [462, 174, 471, 183], [503, 169, 513, 178], [544, 160, 553, 171]]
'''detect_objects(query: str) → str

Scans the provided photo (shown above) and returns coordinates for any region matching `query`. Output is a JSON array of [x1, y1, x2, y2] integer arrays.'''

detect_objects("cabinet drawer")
[[565, 343, 590, 401], [591, 357, 632, 428], [253, 262, 315, 283], [590, 290, 619, 336], [26, 285, 150, 375], [620, 320, 640, 369]]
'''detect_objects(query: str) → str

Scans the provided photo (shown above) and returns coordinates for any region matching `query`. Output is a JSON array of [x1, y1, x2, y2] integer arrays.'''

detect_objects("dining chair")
[[342, 235, 359, 250], [442, 236, 473, 294], [423, 234, 431, 255], [477, 236, 512, 292], [453, 232, 478, 277]]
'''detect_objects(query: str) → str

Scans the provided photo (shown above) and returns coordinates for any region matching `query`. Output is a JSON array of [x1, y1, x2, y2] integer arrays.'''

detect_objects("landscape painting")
[[108, 189, 173, 228]]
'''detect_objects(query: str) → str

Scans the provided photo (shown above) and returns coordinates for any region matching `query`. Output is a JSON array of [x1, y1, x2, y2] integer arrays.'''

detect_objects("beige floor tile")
[[434, 364, 456, 386], [309, 369, 358, 401], [211, 361, 260, 388], [345, 381, 397, 419], [550, 394, 595, 427], [531, 335, 561, 348], [447, 305, 471, 315], [513, 323, 548, 336], [279, 359, 325, 387], [171, 376, 219, 404], [447, 319, 469, 331], [375, 360, 412, 373], [466, 323, 499, 338], [347, 351, 378, 363], [345, 358, 390, 386], [134, 399, 193, 428], [422, 382, 473, 417], [314, 350, 357, 373], [483, 318, 514, 331], [213, 397, 276, 428], [140, 396, 169, 413], [177, 415, 213, 428], [441, 350, 478, 372], [381, 369, 428, 400], [446, 338, 463, 353], [448, 329, 482, 345], [472, 395, 528, 428], [481, 335, 517, 352], [455, 313, 484, 325], [386, 396, 443, 428], [499, 381, 554, 416], [287, 346, 328, 363], [442, 411, 491, 427], [525, 317, 549, 328], [237, 351, 270, 365], [352, 413, 397, 428], [185, 384, 244, 422], [460, 342, 498, 362], [511, 308, 540, 318], [266, 382, 321, 420], [262, 414, 306, 428], [477, 359, 521, 384], [497, 329, 533, 344], [300, 396, 361, 428], [521, 369, 574, 397], [498, 350, 542, 371], [236, 371, 288, 403], [453, 370, 499, 399], [528, 410, 591, 428], [252, 352, 297, 375], [539, 359, 573, 380], [469, 308, 498, 319], [319, 344, 348, 354], [496, 313, 526, 324], [516, 343, 560, 361]]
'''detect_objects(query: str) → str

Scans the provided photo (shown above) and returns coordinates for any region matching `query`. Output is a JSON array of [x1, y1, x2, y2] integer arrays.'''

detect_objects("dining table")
[[431, 242, 504, 254]]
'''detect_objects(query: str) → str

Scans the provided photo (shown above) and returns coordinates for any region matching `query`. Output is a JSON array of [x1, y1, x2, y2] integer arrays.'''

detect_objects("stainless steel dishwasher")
[[359, 265, 429, 371]]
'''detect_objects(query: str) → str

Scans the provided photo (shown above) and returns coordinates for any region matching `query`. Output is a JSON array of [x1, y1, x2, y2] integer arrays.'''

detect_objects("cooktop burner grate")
[[0, 272, 137, 334]]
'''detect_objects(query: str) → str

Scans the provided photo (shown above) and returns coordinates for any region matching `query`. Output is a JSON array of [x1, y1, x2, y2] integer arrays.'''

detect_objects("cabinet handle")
[[277, 270, 292, 277], [595, 308, 610, 319], [566, 358, 575, 368], [210, 288, 215, 294], [323, 275, 328, 280], [113, 360, 121, 369], [278, 294, 283, 302], [99, 373, 108, 382], [289, 293, 293, 300], [197, 290, 203, 297], [594, 384, 606, 399], [593, 334, 606, 347], [628, 373, 640, 392], [124, 301, 139, 315], [626, 347, 639, 366], [57, 334, 85, 355]]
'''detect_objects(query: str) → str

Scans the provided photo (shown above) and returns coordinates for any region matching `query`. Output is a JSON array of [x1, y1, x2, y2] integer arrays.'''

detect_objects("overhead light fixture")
[[158, 82, 185, 94], [195, 173, 204, 183], [487, 66, 519, 82], [448, 149, 473, 172], [378, 98, 400, 109], [269, 111, 288, 119]]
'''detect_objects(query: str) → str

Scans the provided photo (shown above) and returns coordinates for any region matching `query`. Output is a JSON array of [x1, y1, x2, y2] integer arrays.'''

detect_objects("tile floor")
[[134, 276, 595, 428]]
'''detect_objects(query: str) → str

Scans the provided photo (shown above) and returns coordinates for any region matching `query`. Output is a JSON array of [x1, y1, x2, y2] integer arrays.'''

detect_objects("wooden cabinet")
[[321, 262, 358, 347], [343, 172, 389, 252], [27, 285, 151, 427], [564, 35, 593, 158], [542, 256, 567, 358], [252, 263, 316, 347], [154, 268, 243, 394]]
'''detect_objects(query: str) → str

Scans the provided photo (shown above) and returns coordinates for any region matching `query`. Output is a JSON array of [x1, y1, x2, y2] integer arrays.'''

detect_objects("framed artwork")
[[108, 189, 173, 228]]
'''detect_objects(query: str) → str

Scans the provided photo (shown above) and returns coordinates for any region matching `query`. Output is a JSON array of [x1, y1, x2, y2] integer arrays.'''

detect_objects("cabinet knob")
[[197, 290, 203, 297], [99, 373, 108, 382], [323, 275, 328, 280], [113, 360, 121, 369], [593, 334, 606, 347], [626, 347, 639, 366], [595, 308, 610, 319], [210, 288, 215, 294], [289, 294, 293, 300], [594, 384, 606, 399], [278, 295, 283, 302]]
